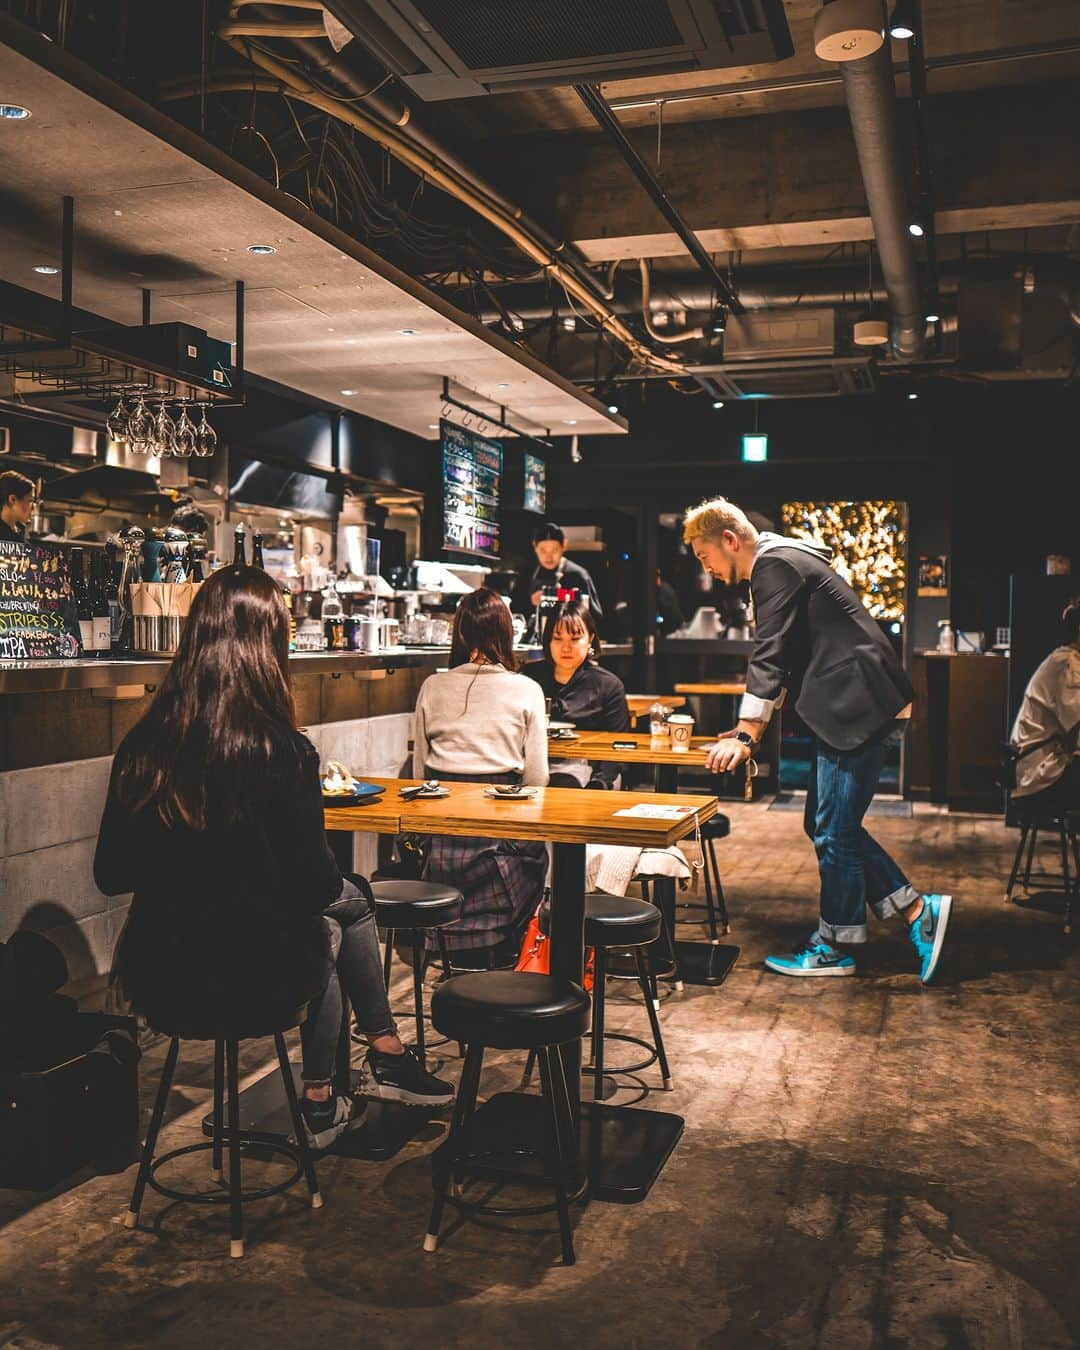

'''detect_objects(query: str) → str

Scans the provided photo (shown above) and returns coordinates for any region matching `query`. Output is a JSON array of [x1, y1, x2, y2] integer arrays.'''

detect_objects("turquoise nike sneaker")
[[764, 936, 856, 977], [909, 894, 952, 984]]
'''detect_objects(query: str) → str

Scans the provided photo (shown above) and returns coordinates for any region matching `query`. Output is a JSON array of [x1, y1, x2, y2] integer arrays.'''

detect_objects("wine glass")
[[172, 403, 197, 458], [127, 391, 154, 454], [106, 393, 130, 443], [153, 400, 177, 457], [194, 404, 218, 458]]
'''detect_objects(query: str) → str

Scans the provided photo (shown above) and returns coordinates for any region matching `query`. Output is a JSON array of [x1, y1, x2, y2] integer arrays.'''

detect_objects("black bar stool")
[[423, 971, 591, 1265], [526, 895, 673, 1100], [371, 880, 463, 1067], [1005, 805, 1078, 935], [700, 813, 732, 937], [124, 1008, 321, 1259]]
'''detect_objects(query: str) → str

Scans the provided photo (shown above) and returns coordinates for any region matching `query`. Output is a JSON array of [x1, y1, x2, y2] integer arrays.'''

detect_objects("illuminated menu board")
[[441, 419, 502, 558]]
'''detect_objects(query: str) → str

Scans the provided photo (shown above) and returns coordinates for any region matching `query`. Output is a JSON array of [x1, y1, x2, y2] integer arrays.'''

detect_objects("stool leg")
[[591, 946, 607, 1101], [521, 1049, 537, 1088], [706, 837, 730, 937], [1061, 821, 1072, 936], [411, 936, 427, 1069], [1005, 825, 1029, 903], [1067, 826, 1079, 936], [225, 1040, 244, 1258], [435, 928, 453, 976], [125, 1035, 179, 1229], [635, 948, 673, 1090], [424, 1043, 483, 1253], [659, 902, 684, 993], [700, 840, 719, 940], [211, 1039, 225, 1182], [335, 993, 353, 1099], [382, 928, 395, 991], [538, 1048, 576, 1266], [1023, 827, 1039, 889], [274, 1032, 323, 1209]]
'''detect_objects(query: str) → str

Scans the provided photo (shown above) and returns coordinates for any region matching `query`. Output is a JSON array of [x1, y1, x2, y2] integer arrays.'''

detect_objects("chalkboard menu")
[[0, 540, 81, 660], [441, 419, 502, 558]]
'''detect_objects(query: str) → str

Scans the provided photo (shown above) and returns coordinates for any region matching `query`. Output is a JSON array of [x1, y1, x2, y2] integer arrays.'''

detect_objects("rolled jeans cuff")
[[872, 883, 921, 921], [817, 920, 868, 945]]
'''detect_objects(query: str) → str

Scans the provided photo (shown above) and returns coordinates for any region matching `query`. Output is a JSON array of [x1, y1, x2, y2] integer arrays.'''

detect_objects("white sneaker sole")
[[763, 958, 855, 977], [362, 1075, 454, 1107], [920, 894, 952, 984]]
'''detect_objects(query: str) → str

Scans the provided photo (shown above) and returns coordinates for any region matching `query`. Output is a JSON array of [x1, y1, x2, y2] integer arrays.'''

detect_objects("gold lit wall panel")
[[780, 500, 907, 620]]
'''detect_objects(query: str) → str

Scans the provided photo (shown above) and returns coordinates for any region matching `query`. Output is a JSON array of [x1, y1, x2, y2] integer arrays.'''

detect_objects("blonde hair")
[[682, 496, 757, 546]]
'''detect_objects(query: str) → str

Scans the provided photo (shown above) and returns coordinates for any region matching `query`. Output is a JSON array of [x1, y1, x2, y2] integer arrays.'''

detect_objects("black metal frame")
[[125, 1032, 322, 1257], [1004, 813, 1078, 936]]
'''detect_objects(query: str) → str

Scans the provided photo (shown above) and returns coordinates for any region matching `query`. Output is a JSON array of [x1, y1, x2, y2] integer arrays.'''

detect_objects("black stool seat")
[[371, 880, 464, 929], [585, 894, 662, 948], [152, 1006, 308, 1044], [701, 813, 731, 840], [432, 972, 590, 1050]]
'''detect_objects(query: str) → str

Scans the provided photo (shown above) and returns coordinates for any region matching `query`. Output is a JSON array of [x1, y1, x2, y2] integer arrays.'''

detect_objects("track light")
[[709, 308, 727, 337], [888, 0, 916, 39], [908, 220, 925, 238]]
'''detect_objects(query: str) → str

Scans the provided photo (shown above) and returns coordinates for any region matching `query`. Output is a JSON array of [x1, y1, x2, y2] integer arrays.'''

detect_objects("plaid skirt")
[[422, 769, 548, 952]]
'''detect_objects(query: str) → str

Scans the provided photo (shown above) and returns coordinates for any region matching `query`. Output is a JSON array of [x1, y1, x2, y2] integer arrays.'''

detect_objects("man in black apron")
[[512, 522, 603, 631]]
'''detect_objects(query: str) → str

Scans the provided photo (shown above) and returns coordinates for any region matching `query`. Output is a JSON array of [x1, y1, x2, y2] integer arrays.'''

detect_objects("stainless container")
[[133, 614, 186, 655]]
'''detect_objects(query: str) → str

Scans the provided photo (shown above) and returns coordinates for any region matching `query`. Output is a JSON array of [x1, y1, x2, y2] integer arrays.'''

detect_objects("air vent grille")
[[410, 0, 682, 68], [694, 358, 877, 399]]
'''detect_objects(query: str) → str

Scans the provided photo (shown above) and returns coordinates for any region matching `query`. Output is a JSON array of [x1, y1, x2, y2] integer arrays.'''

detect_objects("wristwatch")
[[733, 730, 756, 749]]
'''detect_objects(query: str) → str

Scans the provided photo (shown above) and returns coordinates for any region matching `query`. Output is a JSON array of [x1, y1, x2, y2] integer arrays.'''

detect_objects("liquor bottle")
[[251, 531, 265, 569], [232, 523, 247, 567], [90, 552, 112, 653], [104, 543, 121, 651], [71, 548, 93, 653]]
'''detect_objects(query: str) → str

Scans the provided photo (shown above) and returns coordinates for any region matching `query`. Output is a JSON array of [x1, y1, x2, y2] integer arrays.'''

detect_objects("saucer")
[[484, 787, 538, 800]]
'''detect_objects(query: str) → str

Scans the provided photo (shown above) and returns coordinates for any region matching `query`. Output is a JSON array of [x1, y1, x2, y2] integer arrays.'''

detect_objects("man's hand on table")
[[705, 737, 753, 774]]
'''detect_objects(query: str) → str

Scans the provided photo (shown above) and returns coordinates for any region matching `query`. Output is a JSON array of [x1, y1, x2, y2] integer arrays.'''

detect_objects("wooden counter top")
[[325, 776, 717, 848]]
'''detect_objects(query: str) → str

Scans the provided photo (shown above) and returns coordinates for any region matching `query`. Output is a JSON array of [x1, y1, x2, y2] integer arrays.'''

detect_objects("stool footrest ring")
[[147, 1139, 303, 1205]]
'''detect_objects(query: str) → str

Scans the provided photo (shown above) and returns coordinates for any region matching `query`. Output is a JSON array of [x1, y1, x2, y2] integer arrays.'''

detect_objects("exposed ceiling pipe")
[[219, 32, 687, 374], [828, 40, 927, 358], [638, 259, 704, 342]]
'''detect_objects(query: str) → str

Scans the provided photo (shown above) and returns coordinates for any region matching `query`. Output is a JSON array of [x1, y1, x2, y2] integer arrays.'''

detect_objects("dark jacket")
[[95, 730, 338, 1037], [0, 519, 25, 543], [745, 535, 913, 752], [522, 658, 629, 788], [512, 556, 603, 622]]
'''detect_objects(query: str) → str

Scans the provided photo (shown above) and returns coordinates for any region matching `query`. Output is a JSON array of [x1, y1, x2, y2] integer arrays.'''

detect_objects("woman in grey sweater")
[[413, 588, 549, 967]]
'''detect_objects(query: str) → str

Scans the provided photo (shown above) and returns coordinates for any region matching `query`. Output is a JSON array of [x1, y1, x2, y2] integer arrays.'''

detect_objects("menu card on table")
[[0, 540, 81, 660], [613, 803, 700, 821]]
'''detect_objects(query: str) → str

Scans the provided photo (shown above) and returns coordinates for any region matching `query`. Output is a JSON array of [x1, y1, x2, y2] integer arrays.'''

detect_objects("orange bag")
[[515, 914, 594, 991]]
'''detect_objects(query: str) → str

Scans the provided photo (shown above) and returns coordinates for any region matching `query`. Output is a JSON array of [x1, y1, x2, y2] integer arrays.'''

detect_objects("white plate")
[[402, 787, 451, 799], [547, 721, 576, 732], [484, 787, 538, 800]]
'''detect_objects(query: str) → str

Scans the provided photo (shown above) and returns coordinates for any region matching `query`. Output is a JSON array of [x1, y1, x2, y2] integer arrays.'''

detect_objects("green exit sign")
[[742, 433, 768, 462]]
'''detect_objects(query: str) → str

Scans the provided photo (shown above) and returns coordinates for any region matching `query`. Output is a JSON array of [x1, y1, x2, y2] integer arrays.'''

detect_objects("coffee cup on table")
[[668, 713, 694, 750]]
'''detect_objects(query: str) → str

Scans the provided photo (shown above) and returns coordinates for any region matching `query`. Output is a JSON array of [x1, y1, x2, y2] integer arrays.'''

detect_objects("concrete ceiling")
[[0, 30, 625, 442]]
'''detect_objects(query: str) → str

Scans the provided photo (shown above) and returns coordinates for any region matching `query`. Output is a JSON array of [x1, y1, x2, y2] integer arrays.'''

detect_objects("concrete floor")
[[2, 803, 1077, 1349]]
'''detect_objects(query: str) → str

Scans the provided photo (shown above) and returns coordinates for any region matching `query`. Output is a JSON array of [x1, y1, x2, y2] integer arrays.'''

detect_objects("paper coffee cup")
[[668, 713, 694, 749]]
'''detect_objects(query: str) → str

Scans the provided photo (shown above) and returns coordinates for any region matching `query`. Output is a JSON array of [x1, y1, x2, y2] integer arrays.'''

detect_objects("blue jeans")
[[804, 722, 920, 944], [299, 878, 397, 1086]]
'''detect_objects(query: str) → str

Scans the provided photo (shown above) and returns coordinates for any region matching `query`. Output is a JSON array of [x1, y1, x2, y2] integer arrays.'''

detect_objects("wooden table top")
[[626, 694, 687, 717], [547, 729, 717, 767], [325, 776, 717, 848], [674, 681, 747, 696]]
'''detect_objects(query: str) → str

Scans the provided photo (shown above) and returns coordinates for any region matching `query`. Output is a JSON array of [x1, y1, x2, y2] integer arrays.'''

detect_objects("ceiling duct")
[[721, 308, 838, 361], [814, 14, 926, 361], [322, 0, 794, 100], [694, 357, 877, 399]]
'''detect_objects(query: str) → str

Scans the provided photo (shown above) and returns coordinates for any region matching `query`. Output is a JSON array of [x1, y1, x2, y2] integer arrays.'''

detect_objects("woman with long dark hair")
[[95, 566, 451, 1149], [413, 587, 549, 967], [523, 598, 630, 789]]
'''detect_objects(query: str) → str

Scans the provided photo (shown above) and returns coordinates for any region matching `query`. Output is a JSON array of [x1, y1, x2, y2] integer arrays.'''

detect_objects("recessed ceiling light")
[[247, 243, 276, 255], [428, 423, 439, 430], [497, 382, 510, 389], [712, 400, 725, 409], [33, 264, 60, 275], [925, 312, 940, 324], [607, 403, 619, 415], [563, 419, 578, 426], [0, 104, 31, 120], [399, 328, 417, 335], [907, 392, 919, 400], [340, 389, 357, 396], [908, 221, 925, 238]]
